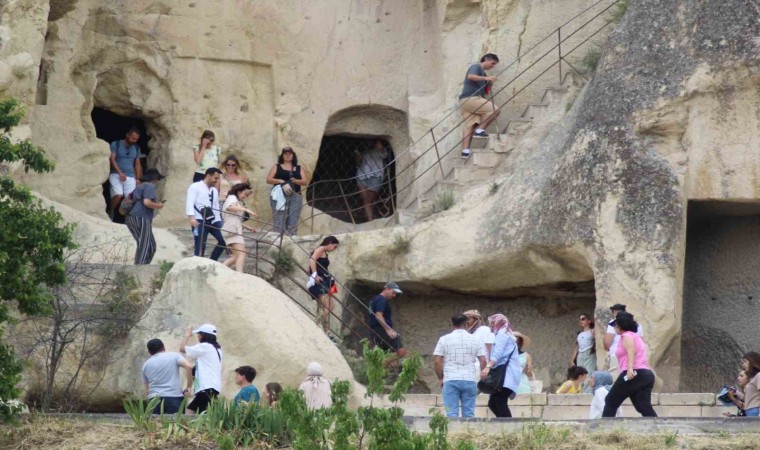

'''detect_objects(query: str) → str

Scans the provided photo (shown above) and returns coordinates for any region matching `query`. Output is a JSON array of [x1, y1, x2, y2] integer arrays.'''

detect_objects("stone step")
[[521, 102, 550, 120], [540, 86, 570, 105], [469, 134, 489, 150], [452, 166, 494, 183], [389, 393, 732, 419], [503, 118, 532, 135]]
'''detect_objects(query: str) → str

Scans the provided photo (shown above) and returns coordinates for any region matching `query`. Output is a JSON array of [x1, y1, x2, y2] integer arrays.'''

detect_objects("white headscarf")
[[299, 362, 332, 410]]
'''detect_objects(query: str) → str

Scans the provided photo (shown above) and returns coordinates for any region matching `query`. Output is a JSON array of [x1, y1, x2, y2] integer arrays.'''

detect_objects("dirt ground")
[[2, 416, 759, 450]]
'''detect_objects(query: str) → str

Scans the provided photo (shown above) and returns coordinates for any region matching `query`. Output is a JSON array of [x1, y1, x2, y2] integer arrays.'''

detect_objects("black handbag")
[[478, 364, 507, 394]]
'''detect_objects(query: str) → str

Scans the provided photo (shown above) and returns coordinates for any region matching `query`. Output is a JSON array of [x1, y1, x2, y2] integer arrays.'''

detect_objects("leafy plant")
[[611, 0, 629, 23], [664, 430, 679, 446], [271, 246, 296, 273], [581, 46, 602, 74], [389, 235, 411, 256], [150, 260, 174, 294], [98, 272, 143, 338], [434, 190, 455, 212], [123, 397, 161, 431], [0, 97, 76, 422], [488, 181, 500, 195]]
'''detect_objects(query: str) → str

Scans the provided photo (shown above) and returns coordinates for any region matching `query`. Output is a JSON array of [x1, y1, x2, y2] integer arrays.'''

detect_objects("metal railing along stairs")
[[299, 0, 623, 231]]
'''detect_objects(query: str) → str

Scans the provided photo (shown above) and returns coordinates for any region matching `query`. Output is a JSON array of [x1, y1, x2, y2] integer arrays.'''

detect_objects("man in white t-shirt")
[[604, 304, 643, 377], [464, 309, 495, 382], [433, 314, 486, 418]]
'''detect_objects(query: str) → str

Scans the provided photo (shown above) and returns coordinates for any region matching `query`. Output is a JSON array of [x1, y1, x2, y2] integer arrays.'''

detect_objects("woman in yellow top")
[[193, 130, 222, 183], [556, 366, 588, 394]]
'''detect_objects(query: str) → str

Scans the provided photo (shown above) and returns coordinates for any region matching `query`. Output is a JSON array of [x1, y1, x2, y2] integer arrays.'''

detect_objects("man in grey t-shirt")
[[458, 53, 501, 158], [142, 338, 194, 414]]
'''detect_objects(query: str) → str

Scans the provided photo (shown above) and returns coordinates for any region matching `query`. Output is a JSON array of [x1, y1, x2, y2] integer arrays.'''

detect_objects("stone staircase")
[[399, 72, 584, 223], [169, 227, 282, 279], [387, 392, 737, 419]]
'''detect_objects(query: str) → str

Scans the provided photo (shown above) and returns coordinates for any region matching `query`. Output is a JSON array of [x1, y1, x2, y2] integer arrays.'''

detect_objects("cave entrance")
[[680, 200, 760, 392], [91, 107, 151, 222], [343, 281, 596, 394], [306, 136, 396, 224]]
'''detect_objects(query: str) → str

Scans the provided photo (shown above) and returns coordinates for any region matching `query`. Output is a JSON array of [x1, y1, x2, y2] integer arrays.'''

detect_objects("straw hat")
[[512, 331, 531, 349], [463, 309, 482, 319]]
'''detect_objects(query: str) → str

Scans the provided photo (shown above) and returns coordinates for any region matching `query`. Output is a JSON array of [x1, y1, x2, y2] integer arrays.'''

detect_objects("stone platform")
[[385, 393, 737, 420]]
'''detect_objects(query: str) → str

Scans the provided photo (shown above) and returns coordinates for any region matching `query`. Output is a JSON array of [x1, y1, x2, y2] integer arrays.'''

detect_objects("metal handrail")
[[295, 0, 620, 229], [195, 207, 396, 349]]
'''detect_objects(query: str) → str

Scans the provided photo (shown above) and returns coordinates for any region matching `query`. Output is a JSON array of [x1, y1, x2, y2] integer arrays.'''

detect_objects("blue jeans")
[[442, 380, 478, 417], [151, 396, 184, 414], [745, 407, 759, 417], [193, 221, 226, 261]]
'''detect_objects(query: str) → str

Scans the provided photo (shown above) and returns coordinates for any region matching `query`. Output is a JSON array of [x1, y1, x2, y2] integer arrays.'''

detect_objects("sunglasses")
[[225, 163, 237, 167]]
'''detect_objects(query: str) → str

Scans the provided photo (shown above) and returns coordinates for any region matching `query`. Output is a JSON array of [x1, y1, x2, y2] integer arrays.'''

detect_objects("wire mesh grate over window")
[[306, 136, 396, 224]]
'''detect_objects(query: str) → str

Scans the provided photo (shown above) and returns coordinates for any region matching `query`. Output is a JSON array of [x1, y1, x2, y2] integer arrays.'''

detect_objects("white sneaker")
[[461, 149, 472, 159]]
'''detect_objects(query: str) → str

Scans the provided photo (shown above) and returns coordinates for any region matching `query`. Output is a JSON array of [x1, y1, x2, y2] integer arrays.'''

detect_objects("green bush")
[[581, 46, 602, 74], [150, 260, 174, 294], [271, 246, 296, 273], [99, 272, 142, 338]]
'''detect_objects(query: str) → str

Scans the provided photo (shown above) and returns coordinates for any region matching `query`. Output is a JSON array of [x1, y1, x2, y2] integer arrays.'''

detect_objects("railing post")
[[429, 129, 446, 180], [557, 28, 563, 84], [310, 184, 316, 235], [338, 182, 357, 225]]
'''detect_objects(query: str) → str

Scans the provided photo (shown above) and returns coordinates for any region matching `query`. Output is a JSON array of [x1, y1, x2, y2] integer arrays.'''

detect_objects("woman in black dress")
[[307, 236, 340, 334]]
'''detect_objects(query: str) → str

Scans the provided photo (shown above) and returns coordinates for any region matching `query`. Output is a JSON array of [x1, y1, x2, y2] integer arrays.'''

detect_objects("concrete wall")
[[681, 205, 760, 391]]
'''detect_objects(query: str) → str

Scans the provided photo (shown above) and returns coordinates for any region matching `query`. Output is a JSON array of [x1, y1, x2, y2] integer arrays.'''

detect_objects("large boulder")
[[102, 257, 363, 409]]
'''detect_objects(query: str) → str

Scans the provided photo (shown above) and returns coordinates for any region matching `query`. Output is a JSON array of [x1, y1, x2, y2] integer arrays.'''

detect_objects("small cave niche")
[[91, 107, 152, 222], [306, 136, 397, 224], [680, 200, 760, 391], [342, 280, 596, 392]]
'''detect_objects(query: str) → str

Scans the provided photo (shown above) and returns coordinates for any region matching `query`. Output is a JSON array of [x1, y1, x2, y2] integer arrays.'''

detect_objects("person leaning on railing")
[[266, 147, 310, 236]]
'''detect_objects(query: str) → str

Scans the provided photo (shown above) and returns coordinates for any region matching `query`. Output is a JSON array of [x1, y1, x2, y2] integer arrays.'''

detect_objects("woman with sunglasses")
[[219, 155, 249, 204], [192, 130, 221, 183], [570, 313, 596, 376], [266, 147, 310, 236]]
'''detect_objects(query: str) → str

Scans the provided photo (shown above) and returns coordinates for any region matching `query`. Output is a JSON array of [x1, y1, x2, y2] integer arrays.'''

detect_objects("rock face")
[[103, 257, 362, 410], [300, 0, 760, 392], [0, 0, 608, 229]]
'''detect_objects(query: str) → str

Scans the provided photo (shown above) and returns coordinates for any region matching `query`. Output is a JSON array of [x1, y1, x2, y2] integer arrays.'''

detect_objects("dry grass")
[[1, 416, 215, 450], [3, 416, 760, 450], [451, 425, 760, 450]]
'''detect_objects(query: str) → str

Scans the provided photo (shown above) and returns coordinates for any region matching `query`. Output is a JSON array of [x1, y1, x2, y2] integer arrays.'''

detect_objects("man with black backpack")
[[185, 167, 226, 260], [124, 168, 165, 265]]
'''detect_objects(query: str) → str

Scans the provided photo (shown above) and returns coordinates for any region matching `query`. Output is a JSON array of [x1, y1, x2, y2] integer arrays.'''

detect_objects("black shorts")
[[370, 327, 403, 352], [308, 277, 333, 299], [187, 388, 219, 413]]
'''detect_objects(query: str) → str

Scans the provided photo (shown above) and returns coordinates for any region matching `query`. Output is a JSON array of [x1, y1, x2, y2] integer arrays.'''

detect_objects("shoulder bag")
[[478, 346, 516, 394]]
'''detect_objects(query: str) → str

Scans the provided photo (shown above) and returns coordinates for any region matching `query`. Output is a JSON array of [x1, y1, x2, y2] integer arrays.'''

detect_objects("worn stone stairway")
[[169, 227, 282, 279], [399, 72, 585, 224]]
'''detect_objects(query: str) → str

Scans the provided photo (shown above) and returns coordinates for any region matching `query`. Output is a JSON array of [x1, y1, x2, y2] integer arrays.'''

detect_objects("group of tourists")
[[429, 304, 659, 419], [141, 324, 332, 415]]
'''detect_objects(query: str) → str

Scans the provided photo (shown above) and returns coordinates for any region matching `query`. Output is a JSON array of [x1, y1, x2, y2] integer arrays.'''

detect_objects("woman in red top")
[[602, 312, 657, 417]]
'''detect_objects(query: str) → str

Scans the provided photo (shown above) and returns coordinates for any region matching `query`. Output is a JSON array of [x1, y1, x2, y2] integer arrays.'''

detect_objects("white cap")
[[192, 323, 217, 335]]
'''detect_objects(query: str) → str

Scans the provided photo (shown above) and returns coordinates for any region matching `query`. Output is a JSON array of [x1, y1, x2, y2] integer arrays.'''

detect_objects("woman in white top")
[[464, 310, 494, 382], [513, 331, 534, 394], [571, 313, 596, 377], [180, 324, 223, 414], [589, 371, 623, 419], [221, 183, 257, 272]]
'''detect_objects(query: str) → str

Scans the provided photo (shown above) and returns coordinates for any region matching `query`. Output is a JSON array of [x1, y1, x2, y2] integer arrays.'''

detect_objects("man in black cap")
[[368, 281, 407, 367], [604, 303, 643, 377], [125, 168, 165, 264]]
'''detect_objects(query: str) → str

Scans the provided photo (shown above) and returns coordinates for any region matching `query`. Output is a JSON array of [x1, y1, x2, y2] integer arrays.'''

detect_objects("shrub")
[[271, 246, 296, 274], [150, 260, 174, 294], [581, 46, 602, 74], [435, 190, 455, 212]]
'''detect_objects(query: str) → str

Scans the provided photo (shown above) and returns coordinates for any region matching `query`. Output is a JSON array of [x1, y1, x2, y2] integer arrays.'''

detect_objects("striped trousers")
[[125, 215, 156, 265], [270, 193, 303, 236]]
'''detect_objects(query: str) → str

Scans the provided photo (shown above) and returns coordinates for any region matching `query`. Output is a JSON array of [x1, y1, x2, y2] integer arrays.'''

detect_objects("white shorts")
[[108, 173, 137, 197]]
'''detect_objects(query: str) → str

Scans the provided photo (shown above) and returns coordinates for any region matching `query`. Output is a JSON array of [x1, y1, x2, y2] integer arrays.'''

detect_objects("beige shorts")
[[459, 97, 497, 132]]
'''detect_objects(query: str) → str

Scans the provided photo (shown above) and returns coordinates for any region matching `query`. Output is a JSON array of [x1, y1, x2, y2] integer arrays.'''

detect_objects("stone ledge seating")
[[383, 393, 736, 419]]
